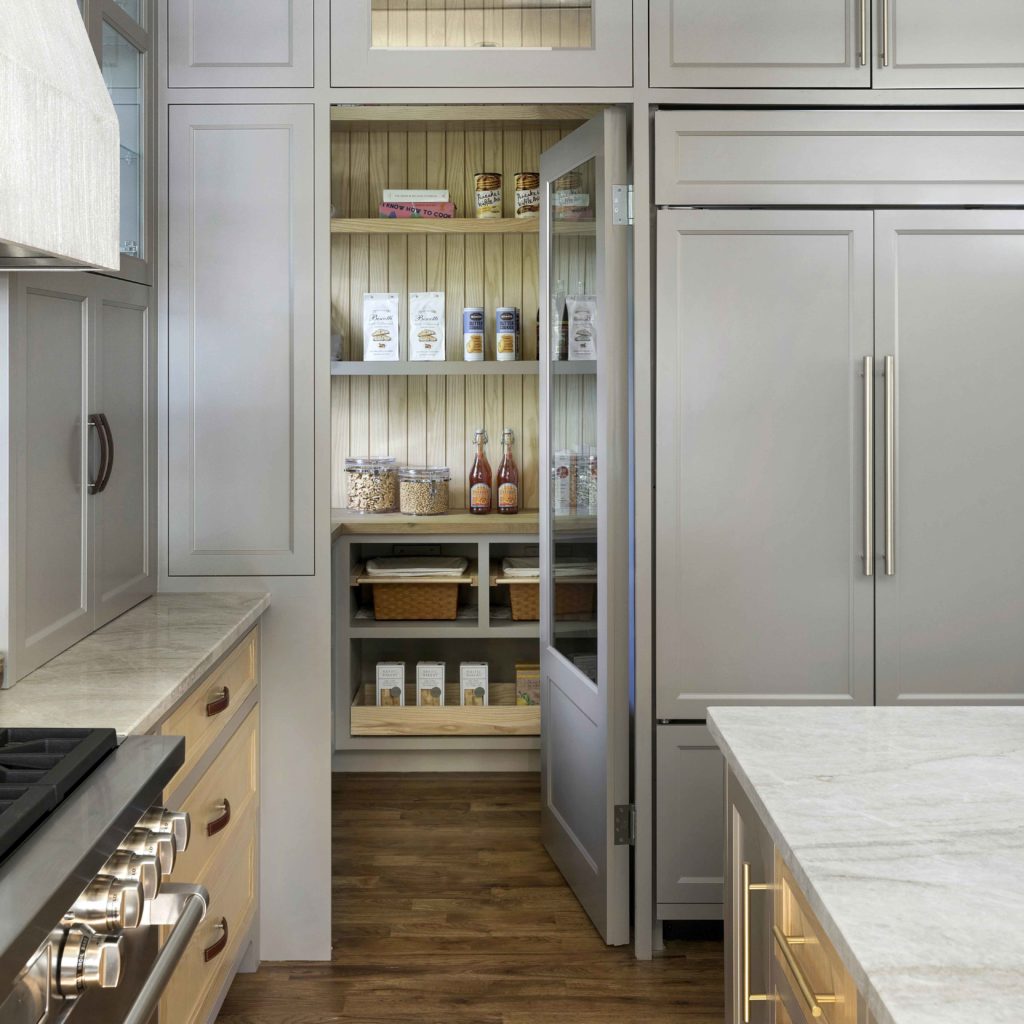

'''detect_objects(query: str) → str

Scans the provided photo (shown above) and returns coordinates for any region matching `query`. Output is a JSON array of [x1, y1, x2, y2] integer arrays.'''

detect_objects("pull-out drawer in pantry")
[[160, 802, 258, 1024], [655, 110, 1024, 207], [172, 707, 259, 885], [161, 626, 259, 795]]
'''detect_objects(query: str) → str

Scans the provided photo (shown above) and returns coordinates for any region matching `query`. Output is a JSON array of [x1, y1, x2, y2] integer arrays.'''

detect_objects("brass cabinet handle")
[[863, 357, 874, 577], [884, 355, 895, 576], [773, 925, 839, 1018], [206, 798, 231, 838], [203, 917, 228, 963], [880, 0, 890, 66], [205, 686, 230, 717], [742, 862, 772, 1022]]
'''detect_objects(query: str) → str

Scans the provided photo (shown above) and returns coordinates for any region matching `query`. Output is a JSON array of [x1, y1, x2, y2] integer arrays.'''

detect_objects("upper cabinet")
[[167, 0, 314, 88], [650, 0, 869, 88], [651, 0, 1024, 89], [331, 0, 632, 88]]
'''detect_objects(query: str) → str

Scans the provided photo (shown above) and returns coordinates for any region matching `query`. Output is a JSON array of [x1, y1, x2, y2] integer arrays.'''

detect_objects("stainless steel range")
[[0, 728, 208, 1024]]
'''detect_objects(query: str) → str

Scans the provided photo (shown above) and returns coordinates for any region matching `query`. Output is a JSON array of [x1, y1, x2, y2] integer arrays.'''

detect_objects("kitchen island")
[[708, 706, 1024, 1024]]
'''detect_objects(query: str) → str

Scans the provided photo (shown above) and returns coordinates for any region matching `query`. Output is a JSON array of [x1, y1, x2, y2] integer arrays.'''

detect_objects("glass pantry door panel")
[[539, 108, 630, 946], [101, 21, 144, 261]]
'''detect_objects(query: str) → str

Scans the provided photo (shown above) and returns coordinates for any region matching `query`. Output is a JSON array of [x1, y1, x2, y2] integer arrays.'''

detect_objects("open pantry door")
[[539, 108, 631, 946]]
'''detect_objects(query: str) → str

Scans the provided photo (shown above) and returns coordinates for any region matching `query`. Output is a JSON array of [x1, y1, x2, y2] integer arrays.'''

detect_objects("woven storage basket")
[[372, 582, 460, 621], [508, 581, 596, 621]]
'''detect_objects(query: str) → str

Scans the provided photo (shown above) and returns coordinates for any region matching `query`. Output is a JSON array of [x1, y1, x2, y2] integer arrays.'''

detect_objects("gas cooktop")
[[0, 728, 117, 862]]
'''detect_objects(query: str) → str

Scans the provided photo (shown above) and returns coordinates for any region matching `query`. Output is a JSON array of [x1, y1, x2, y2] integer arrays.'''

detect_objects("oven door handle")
[[121, 884, 209, 1024]]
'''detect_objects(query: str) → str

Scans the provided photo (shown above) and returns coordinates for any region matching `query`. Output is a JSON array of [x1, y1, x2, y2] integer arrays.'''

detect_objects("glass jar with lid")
[[399, 466, 451, 516], [345, 456, 398, 513]]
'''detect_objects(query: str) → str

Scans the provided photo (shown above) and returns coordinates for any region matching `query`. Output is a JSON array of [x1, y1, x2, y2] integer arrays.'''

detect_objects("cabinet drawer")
[[773, 853, 857, 1024], [160, 804, 257, 1024], [161, 627, 258, 794], [172, 707, 259, 885]]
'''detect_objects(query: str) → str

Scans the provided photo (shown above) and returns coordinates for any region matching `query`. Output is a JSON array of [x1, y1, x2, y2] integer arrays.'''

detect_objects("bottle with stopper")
[[497, 428, 520, 515], [468, 428, 492, 515]]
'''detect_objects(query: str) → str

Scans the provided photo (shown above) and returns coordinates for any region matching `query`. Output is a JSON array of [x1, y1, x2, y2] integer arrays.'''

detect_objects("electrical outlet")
[[393, 544, 441, 557]]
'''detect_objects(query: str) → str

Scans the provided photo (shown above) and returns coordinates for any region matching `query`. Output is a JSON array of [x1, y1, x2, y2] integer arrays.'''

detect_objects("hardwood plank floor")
[[217, 773, 724, 1023]]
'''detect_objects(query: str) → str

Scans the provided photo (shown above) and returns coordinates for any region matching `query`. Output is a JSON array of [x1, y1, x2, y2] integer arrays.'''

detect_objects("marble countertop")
[[708, 706, 1024, 1024], [0, 593, 269, 737]]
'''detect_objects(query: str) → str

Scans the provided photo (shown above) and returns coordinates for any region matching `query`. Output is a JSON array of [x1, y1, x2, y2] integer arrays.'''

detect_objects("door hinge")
[[614, 803, 636, 846], [611, 184, 633, 226]]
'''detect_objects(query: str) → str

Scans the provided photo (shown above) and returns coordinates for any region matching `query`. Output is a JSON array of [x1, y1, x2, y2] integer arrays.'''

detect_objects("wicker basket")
[[508, 581, 596, 621], [371, 582, 460, 621]]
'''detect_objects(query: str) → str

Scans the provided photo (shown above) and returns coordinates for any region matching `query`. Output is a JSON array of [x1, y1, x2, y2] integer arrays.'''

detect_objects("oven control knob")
[[138, 807, 191, 854], [58, 931, 124, 993], [119, 827, 175, 878], [101, 850, 160, 901], [65, 876, 143, 931]]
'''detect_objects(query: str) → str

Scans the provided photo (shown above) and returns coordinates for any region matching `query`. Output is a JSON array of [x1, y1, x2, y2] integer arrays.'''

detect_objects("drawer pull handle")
[[773, 925, 839, 1018], [203, 918, 228, 963], [206, 799, 232, 838], [742, 862, 772, 1021], [206, 687, 230, 717]]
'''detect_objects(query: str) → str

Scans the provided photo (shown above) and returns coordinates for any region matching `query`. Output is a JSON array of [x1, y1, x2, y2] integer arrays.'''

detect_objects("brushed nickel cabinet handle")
[[742, 862, 771, 1022], [205, 799, 231, 838], [773, 925, 840, 1018], [859, 0, 868, 65], [881, 0, 890, 66], [202, 917, 228, 963], [205, 686, 230, 717], [884, 355, 895, 576], [863, 357, 874, 577]]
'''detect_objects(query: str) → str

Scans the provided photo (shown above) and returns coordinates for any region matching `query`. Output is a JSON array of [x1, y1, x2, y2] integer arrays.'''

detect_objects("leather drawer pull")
[[206, 799, 231, 838], [205, 687, 230, 717], [203, 918, 228, 963]]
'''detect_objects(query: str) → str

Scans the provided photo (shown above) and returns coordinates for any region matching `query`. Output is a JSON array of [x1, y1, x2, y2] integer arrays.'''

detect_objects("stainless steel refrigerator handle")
[[881, 0, 890, 66], [859, 0, 868, 66], [863, 357, 874, 577], [884, 355, 895, 576], [121, 884, 209, 1024]]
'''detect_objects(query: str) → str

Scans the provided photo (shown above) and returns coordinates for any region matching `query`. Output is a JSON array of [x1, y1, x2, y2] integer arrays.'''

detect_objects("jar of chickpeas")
[[399, 466, 450, 516]]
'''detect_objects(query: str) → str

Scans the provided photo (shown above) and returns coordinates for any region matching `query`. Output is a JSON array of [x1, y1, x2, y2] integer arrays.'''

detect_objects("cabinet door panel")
[[650, 0, 870, 88], [656, 725, 724, 914], [93, 278, 155, 623], [11, 277, 92, 679], [168, 105, 314, 575], [167, 0, 314, 87], [876, 0, 1024, 88], [875, 212, 1024, 704], [656, 210, 875, 719]]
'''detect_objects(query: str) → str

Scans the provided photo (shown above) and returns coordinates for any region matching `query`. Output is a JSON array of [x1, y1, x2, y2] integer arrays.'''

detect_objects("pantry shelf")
[[552, 359, 597, 375], [348, 619, 538, 639], [331, 360, 540, 376], [332, 509, 540, 538], [331, 217, 536, 235]]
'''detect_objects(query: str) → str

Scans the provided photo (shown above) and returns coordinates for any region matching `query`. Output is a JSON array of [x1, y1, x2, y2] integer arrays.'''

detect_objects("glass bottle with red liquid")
[[497, 427, 520, 514], [468, 428, 492, 514]]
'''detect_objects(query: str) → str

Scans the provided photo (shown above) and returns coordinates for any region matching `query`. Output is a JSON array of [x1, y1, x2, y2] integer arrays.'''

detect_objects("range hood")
[[0, 0, 120, 270]]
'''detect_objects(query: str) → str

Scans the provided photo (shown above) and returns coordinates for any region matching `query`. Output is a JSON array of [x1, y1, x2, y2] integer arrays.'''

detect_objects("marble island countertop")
[[0, 593, 269, 736], [708, 706, 1024, 1024]]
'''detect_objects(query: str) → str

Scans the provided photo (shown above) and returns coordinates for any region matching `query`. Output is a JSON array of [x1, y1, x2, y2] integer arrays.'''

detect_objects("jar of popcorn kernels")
[[345, 457, 398, 513]]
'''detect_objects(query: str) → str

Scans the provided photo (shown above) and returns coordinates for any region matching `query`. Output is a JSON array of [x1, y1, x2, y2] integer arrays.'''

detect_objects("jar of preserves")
[[399, 466, 451, 516], [345, 456, 398, 513]]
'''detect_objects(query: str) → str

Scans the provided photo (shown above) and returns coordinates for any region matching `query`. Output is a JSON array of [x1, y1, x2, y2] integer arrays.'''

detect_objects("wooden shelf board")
[[331, 360, 540, 376], [330, 104, 600, 129], [351, 681, 540, 737], [348, 620, 539, 640], [331, 217, 536, 235], [333, 509, 540, 538]]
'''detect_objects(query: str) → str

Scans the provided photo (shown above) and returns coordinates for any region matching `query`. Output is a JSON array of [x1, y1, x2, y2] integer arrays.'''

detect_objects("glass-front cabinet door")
[[330, 0, 632, 87], [538, 109, 631, 945]]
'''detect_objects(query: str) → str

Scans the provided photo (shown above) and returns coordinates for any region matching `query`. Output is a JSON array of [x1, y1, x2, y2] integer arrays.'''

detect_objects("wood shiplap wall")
[[369, 1, 593, 50], [330, 117, 586, 511]]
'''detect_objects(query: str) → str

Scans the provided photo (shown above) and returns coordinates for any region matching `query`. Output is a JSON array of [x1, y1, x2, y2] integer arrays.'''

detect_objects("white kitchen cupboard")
[[167, 104, 314, 576], [655, 209, 875, 721], [649, 0, 870, 89], [329, 0, 632, 89], [166, 0, 314, 88], [655, 725, 723, 918], [1, 273, 155, 685]]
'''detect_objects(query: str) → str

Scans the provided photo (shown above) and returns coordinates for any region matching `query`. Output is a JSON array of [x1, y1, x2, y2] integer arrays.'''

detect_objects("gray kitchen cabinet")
[[874, 211, 1024, 705], [655, 209, 875, 721], [875, 0, 1024, 88], [656, 725, 724, 918], [650, 0, 870, 88], [167, 0, 314, 88], [1, 273, 155, 684], [168, 105, 314, 576], [330, 0, 632, 89], [724, 767, 773, 1024]]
